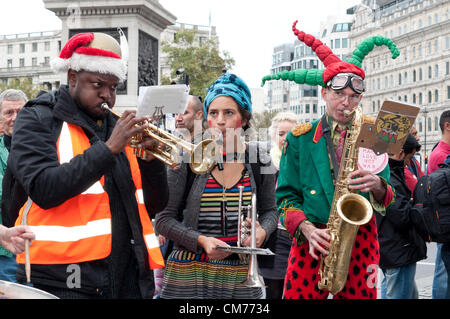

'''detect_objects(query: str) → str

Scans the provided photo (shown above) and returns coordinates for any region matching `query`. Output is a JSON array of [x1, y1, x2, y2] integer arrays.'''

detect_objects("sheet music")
[[137, 84, 189, 117]]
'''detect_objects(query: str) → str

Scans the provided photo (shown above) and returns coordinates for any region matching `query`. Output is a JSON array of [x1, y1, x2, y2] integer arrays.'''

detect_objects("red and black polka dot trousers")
[[283, 217, 379, 299]]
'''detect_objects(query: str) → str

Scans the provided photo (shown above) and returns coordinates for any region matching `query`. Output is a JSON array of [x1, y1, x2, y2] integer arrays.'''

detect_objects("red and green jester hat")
[[262, 20, 400, 88]]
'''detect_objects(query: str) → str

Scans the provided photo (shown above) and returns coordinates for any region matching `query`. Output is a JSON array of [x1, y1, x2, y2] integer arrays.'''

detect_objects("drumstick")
[[25, 240, 30, 283], [21, 198, 33, 283]]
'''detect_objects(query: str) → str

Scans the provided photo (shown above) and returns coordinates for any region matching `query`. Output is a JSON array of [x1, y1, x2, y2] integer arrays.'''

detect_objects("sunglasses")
[[327, 73, 365, 94]]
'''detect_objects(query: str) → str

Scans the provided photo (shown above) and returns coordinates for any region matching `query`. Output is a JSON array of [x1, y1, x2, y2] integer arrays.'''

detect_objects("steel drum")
[[0, 280, 58, 299]]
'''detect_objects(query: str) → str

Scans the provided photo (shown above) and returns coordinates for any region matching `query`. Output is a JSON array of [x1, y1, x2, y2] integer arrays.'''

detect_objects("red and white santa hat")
[[50, 32, 127, 82]]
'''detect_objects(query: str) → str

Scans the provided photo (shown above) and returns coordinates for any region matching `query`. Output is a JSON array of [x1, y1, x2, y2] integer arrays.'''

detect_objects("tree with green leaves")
[[252, 110, 279, 131], [0, 78, 43, 100], [161, 29, 235, 100]]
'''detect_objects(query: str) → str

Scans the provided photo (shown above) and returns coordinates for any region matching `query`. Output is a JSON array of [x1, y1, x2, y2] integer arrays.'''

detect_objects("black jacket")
[[376, 158, 426, 269], [4, 85, 168, 298]]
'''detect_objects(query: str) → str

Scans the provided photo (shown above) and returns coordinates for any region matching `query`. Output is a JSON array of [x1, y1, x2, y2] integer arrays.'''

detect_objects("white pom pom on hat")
[[50, 32, 127, 82]]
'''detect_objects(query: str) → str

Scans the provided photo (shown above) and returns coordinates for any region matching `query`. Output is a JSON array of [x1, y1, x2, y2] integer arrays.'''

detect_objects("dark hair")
[[238, 105, 252, 130], [402, 133, 421, 155], [439, 110, 450, 133]]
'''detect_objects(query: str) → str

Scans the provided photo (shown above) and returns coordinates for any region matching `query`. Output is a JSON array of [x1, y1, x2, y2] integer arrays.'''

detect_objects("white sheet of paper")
[[137, 85, 189, 117]]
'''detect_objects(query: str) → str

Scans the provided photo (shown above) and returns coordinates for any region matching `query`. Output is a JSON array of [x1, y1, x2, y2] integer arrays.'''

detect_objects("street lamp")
[[423, 106, 428, 172]]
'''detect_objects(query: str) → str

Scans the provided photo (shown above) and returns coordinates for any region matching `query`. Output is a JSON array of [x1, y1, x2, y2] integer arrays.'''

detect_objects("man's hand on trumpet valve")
[[106, 110, 150, 154], [241, 218, 267, 248]]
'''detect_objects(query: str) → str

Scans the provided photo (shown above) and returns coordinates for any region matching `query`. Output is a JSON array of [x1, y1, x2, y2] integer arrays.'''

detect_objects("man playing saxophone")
[[268, 22, 397, 299]]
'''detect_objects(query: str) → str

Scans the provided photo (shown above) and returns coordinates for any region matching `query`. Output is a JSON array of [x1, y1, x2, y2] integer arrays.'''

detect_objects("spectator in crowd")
[[402, 133, 423, 196], [0, 89, 27, 282], [258, 111, 299, 299], [377, 134, 427, 299], [429, 110, 450, 299]]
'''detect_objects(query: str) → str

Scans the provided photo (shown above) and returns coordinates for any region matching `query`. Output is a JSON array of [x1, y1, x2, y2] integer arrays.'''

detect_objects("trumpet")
[[217, 186, 274, 288], [101, 103, 218, 174]]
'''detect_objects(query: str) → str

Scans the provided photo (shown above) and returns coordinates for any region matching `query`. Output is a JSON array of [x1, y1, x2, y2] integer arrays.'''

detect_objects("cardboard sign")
[[356, 100, 420, 156]]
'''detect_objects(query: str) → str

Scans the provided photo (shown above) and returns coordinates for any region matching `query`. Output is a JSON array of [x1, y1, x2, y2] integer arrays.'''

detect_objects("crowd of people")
[[0, 25, 449, 300]]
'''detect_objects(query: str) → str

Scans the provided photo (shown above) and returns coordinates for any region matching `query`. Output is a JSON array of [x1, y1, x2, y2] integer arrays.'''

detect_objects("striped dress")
[[160, 170, 263, 299]]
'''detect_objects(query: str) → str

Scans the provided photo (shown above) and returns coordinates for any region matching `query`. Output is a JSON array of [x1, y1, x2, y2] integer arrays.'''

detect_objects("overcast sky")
[[1, 0, 361, 88]]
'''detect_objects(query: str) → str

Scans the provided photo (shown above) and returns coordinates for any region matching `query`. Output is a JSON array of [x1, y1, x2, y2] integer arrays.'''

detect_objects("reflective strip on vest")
[[125, 146, 164, 269], [17, 123, 164, 269], [29, 219, 111, 242]]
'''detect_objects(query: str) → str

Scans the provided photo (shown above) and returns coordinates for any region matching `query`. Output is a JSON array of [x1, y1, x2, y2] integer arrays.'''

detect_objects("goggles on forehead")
[[327, 73, 365, 94]]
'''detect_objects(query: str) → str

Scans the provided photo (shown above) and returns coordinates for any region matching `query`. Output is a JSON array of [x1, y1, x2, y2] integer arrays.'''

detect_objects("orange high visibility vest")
[[16, 122, 164, 269]]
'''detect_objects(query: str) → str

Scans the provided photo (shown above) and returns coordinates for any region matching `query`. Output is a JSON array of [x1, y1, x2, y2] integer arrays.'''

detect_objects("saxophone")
[[317, 106, 374, 295]]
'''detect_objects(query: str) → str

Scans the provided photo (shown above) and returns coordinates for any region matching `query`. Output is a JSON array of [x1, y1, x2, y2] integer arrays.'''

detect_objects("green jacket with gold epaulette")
[[276, 118, 395, 239]]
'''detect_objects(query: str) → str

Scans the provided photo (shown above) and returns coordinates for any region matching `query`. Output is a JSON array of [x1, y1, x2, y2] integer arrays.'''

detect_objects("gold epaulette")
[[292, 123, 312, 137]]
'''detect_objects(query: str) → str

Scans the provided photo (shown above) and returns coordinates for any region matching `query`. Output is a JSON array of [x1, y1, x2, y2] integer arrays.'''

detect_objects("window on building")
[[19, 58, 24, 67], [404, 72, 408, 84], [428, 66, 432, 79], [305, 104, 310, 113], [419, 68, 423, 81], [428, 91, 432, 103], [435, 64, 439, 77], [435, 39, 438, 52], [428, 15, 432, 26], [435, 117, 439, 131], [7, 44, 13, 54], [335, 39, 340, 49], [428, 117, 432, 131], [419, 120, 423, 132], [413, 93, 416, 104], [435, 89, 439, 102], [32, 42, 38, 52], [447, 37, 450, 50], [434, 13, 439, 24], [390, 75, 393, 88], [372, 101, 375, 112], [20, 43, 25, 53], [419, 45, 422, 56], [413, 70, 417, 82], [419, 93, 423, 105], [313, 104, 317, 114], [7, 59, 12, 68], [32, 57, 37, 66], [45, 41, 50, 51], [342, 38, 348, 48], [404, 95, 407, 102], [447, 86, 450, 99], [446, 62, 449, 75], [44, 57, 50, 65], [398, 73, 402, 85]]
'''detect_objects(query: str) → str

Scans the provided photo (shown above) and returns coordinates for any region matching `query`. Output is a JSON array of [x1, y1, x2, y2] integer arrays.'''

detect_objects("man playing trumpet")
[[6, 32, 168, 298]]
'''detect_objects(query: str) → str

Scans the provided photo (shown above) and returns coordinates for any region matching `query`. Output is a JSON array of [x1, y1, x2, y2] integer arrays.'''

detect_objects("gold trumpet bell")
[[189, 139, 218, 175]]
